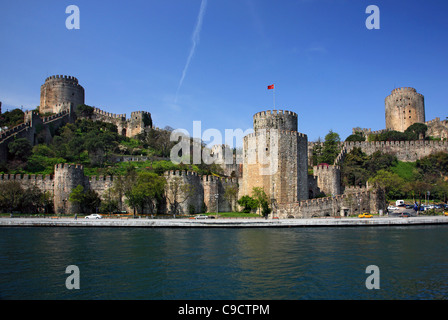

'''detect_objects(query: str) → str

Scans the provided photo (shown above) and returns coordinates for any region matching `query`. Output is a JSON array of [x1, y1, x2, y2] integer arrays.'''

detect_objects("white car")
[[194, 214, 209, 219], [85, 214, 102, 219], [388, 206, 399, 211]]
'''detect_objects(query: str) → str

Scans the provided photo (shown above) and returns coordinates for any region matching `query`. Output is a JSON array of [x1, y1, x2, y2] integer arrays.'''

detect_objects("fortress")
[[0, 75, 152, 163], [0, 76, 447, 217]]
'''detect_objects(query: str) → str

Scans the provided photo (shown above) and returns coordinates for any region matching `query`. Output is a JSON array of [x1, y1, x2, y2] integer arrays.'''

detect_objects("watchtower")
[[127, 111, 152, 137], [253, 110, 298, 131], [40, 75, 85, 114], [53, 163, 86, 214], [385, 87, 425, 132], [240, 110, 308, 204]]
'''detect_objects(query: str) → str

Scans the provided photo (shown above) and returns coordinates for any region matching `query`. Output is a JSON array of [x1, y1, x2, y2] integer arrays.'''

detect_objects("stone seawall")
[[1, 216, 447, 228]]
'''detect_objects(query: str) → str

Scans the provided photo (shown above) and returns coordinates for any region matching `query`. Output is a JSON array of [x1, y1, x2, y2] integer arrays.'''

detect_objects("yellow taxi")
[[358, 213, 373, 218]]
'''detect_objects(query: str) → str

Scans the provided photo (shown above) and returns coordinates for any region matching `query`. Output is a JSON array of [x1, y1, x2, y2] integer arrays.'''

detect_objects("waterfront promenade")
[[1, 216, 448, 228]]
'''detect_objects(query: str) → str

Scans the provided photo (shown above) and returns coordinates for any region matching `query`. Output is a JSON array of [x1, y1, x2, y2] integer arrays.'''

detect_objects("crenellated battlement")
[[0, 173, 53, 181], [0, 122, 31, 142], [390, 87, 417, 94], [54, 163, 84, 171], [42, 75, 83, 91], [386, 87, 425, 100], [44, 75, 79, 84], [343, 185, 370, 194], [164, 170, 199, 177], [92, 107, 126, 120], [130, 111, 151, 116], [163, 170, 237, 183], [89, 175, 113, 182], [42, 110, 69, 123], [345, 140, 448, 148], [342, 139, 448, 162], [253, 109, 298, 132], [425, 117, 441, 125], [253, 110, 298, 118], [314, 164, 340, 171]]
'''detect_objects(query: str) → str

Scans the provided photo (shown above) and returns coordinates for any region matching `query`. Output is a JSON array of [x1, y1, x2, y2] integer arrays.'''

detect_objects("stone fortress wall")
[[164, 170, 238, 215], [0, 164, 239, 215]]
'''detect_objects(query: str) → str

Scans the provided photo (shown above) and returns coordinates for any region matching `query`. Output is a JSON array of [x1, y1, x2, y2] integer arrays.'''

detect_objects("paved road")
[[1, 215, 447, 228]]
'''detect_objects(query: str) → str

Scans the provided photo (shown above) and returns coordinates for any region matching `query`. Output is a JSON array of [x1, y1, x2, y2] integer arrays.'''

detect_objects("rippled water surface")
[[1, 226, 447, 299]]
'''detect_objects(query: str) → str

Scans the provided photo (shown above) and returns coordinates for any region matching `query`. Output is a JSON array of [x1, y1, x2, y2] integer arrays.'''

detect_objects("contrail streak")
[[175, 0, 208, 103]]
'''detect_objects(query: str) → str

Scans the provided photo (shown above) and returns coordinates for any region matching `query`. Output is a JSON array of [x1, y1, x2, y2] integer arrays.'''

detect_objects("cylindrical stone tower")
[[40, 75, 85, 114], [240, 110, 308, 205], [53, 163, 86, 214], [385, 87, 425, 132], [253, 110, 298, 131]]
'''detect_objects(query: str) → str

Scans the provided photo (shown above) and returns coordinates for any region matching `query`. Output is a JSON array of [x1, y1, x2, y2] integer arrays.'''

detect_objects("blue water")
[[0, 226, 447, 300]]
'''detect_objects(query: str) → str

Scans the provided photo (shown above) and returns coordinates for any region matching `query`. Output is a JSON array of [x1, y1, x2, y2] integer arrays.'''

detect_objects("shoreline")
[[1, 216, 448, 228]]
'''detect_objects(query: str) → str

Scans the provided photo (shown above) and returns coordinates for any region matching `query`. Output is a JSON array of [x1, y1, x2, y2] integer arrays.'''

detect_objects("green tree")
[[340, 148, 369, 187], [237, 195, 258, 213], [82, 189, 101, 214], [75, 104, 95, 118], [366, 151, 398, 173], [319, 130, 341, 165], [251, 187, 271, 217], [126, 172, 166, 216], [345, 132, 365, 142], [223, 184, 239, 212], [368, 170, 405, 200], [403, 180, 433, 204], [0, 108, 25, 128], [405, 123, 428, 140], [0, 181, 45, 213], [8, 138, 32, 162], [69, 185, 85, 212], [311, 138, 323, 166]]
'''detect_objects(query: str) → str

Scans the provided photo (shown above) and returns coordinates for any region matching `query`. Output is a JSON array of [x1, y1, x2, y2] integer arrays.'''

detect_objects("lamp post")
[[215, 194, 219, 214]]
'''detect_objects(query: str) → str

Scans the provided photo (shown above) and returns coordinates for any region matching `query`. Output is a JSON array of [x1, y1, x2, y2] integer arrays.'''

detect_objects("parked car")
[[194, 214, 209, 219], [358, 213, 373, 218], [396, 200, 405, 207], [85, 214, 102, 219], [388, 206, 399, 211]]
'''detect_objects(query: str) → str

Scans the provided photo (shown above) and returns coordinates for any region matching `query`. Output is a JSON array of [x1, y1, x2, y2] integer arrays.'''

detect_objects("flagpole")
[[273, 84, 276, 109], [267, 84, 275, 108]]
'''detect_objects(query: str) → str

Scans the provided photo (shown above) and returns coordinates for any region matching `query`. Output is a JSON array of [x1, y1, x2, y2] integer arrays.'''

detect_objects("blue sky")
[[1, 0, 447, 144]]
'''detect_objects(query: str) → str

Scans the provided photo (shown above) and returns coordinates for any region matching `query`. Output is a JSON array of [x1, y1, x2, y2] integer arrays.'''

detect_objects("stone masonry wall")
[[276, 189, 385, 219], [343, 140, 448, 162]]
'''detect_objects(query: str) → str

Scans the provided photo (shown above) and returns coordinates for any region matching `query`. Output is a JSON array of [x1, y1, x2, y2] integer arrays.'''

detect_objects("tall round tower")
[[253, 110, 298, 132], [240, 110, 308, 206], [40, 75, 85, 114], [385, 87, 425, 132]]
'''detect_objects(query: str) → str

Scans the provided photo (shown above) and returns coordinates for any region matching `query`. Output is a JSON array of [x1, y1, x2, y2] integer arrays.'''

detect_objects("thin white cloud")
[[175, 0, 208, 103]]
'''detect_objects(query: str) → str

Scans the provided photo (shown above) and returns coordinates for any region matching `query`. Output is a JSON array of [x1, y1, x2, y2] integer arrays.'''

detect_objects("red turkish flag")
[[267, 84, 274, 90]]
